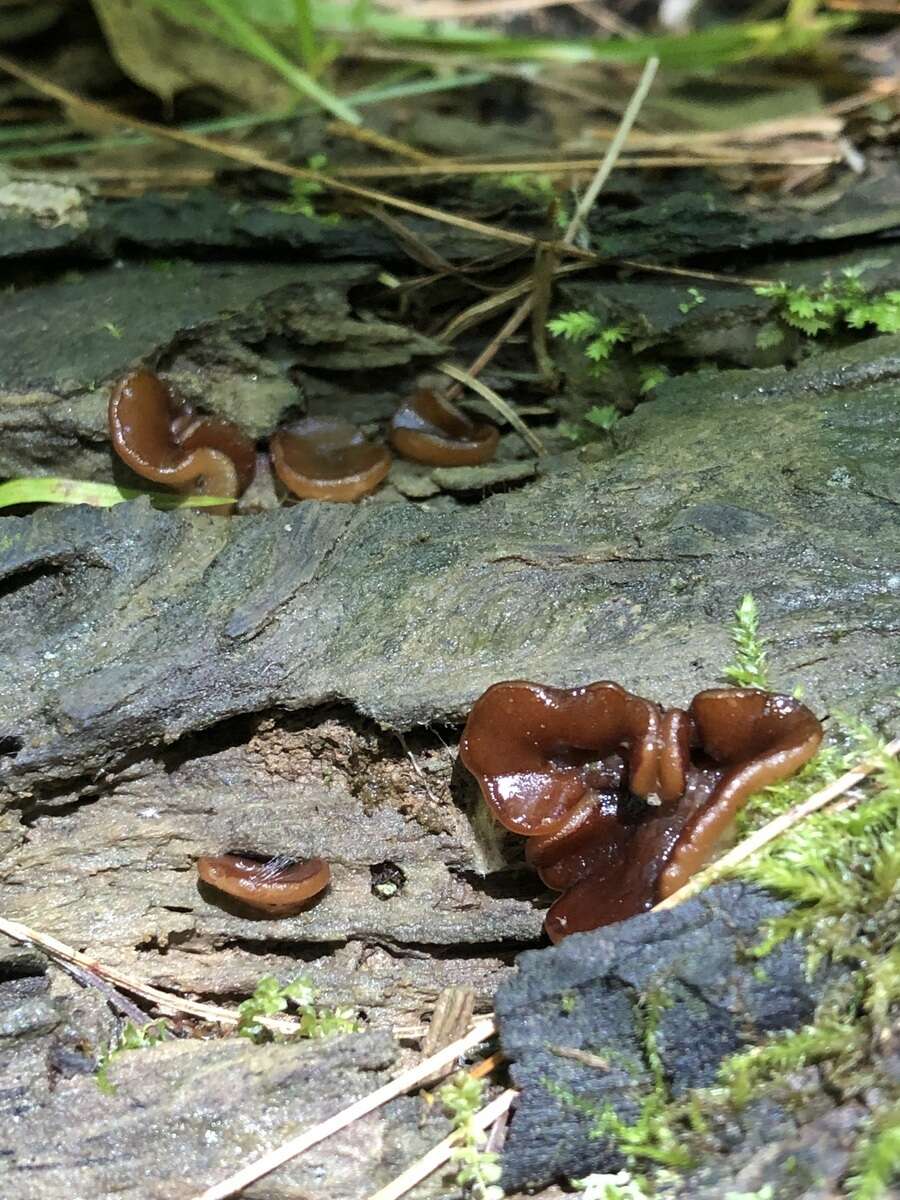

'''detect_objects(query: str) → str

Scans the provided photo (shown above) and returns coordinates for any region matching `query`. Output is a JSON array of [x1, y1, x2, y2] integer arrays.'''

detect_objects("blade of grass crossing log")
[[0, 478, 232, 510]]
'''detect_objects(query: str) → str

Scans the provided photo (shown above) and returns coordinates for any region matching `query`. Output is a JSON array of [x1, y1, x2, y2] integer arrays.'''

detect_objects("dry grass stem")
[[438, 360, 547, 455], [445, 55, 658, 401], [365, 1088, 518, 1200], [468, 1049, 506, 1080], [329, 152, 840, 177], [563, 56, 659, 241], [326, 119, 440, 164], [653, 736, 900, 913], [379, 0, 575, 15], [190, 1017, 498, 1200], [548, 1044, 611, 1070]]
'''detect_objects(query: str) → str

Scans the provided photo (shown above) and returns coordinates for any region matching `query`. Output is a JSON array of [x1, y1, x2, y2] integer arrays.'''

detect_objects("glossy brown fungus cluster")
[[109, 370, 256, 511], [109, 371, 501, 508], [459, 681, 822, 942], [196, 853, 331, 916]]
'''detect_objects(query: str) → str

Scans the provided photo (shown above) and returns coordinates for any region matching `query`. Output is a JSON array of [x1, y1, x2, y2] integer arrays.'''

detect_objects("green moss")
[[236, 974, 358, 1043], [546, 987, 692, 1170], [846, 1102, 900, 1200], [721, 593, 769, 689], [755, 269, 900, 338], [275, 156, 341, 224], [678, 287, 706, 315], [716, 726, 899, 1188], [96, 1018, 170, 1093], [440, 1072, 504, 1200]]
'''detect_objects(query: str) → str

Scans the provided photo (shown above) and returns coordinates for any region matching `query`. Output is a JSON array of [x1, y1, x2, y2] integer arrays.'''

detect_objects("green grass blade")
[[376, 16, 854, 68], [291, 0, 319, 70], [0, 71, 492, 162], [0, 478, 233, 510], [196, 0, 360, 123]]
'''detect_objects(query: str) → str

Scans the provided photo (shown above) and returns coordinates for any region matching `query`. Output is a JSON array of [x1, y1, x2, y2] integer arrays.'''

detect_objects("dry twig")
[[0, 54, 597, 262], [0, 914, 303, 1035], [329, 153, 841, 177]]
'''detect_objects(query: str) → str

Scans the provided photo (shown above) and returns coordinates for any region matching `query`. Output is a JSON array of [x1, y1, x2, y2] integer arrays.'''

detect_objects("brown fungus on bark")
[[270, 416, 392, 502], [459, 681, 822, 942], [389, 389, 499, 467], [196, 853, 331, 916], [109, 370, 256, 509]]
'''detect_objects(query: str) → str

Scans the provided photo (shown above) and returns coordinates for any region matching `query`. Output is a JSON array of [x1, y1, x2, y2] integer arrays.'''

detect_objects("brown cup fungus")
[[197, 853, 331, 916], [270, 417, 392, 502], [109, 370, 256, 507], [389, 389, 499, 467], [459, 681, 822, 942]]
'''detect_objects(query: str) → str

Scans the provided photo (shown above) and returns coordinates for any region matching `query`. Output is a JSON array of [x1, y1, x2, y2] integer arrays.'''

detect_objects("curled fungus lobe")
[[109, 370, 256, 509]]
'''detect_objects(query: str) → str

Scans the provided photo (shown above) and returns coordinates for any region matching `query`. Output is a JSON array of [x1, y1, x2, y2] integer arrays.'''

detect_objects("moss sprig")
[[237, 974, 358, 1043], [96, 1018, 170, 1093], [547, 310, 629, 374], [440, 1072, 504, 1200], [755, 269, 900, 339], [722, 593, 770, 690]]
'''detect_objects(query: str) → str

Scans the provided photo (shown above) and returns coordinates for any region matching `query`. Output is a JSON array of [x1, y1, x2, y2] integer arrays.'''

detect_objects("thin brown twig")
[[0, 914, 301, 1036], [468, 1049, 505, 1080], [614, 258, 772, 287], [189, 1017, 498, 1200], [365, 1088, 517, 1200], [438, 254, 771, 344], [329, 152, 841, 177], [652, 737, 900, 913], [548, 1044, 610, 1070], [326, 119, 441, 164]]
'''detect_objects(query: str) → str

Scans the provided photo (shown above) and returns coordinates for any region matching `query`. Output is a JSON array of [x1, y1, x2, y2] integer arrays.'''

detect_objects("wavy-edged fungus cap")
[[270, 416, 391, 502], [460, 682, 822, 941], [109, 369, 256, 505], [657, 687, 823, 899], [197, 853, 331, 916], [390, 389, 499, 467]]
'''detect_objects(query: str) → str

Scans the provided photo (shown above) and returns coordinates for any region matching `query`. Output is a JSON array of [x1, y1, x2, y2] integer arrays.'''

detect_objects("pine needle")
[[189, 1017, 497, 1200], [365, 1088, 516, 1200]]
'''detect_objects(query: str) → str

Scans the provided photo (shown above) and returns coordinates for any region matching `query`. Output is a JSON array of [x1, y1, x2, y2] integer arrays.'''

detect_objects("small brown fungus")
[[270, 416, 392, 502], [389, 389, 499, 467], [196, 853, 331, 916], [459, 681, 822, 942], [109, 369, 256, 507]]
